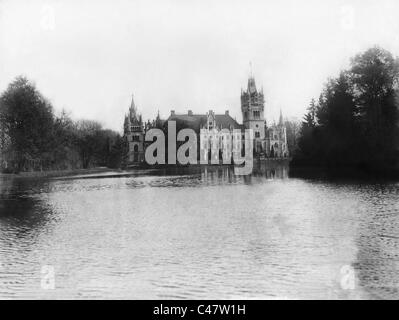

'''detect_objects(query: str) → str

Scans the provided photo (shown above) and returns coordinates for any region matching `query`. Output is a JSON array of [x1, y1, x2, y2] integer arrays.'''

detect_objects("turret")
[[124, 114, 131, 133], [240, 74, 266, 153], [123, 93, 145, 165]]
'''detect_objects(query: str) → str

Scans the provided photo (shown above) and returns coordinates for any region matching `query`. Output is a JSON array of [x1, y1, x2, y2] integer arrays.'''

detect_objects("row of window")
[[244, 111, 262, 119]]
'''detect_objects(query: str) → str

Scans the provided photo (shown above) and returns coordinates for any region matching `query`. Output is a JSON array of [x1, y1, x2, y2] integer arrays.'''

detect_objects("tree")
[[295, 100, 320, 164], [294, 47, 399, 174], [75, 120, 104, 168], [308, 98, 318, 126], [284, 119, 301, 156], [350, 46, 399, 168], [108, 134, 124, 169], [0, 76, 55, 171], [0, 76, 124, 172], [51, 110, 81, 170], [317, 72, 358, 166]]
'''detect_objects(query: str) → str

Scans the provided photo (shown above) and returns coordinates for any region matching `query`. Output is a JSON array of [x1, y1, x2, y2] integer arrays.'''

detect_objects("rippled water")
[[1, 167, 399, 299]]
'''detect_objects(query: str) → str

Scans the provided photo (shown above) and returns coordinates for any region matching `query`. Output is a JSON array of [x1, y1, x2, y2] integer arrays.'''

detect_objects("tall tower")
[[123, 95, 144, 165], [241, 76, 266, 152]]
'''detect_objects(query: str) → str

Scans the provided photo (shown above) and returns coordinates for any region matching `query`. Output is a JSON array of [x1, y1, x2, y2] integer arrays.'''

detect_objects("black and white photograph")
[[1, 0, 399, 305]]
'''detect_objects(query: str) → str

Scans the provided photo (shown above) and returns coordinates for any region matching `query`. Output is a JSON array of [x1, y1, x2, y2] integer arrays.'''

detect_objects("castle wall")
[[122, 76, 289, 165]]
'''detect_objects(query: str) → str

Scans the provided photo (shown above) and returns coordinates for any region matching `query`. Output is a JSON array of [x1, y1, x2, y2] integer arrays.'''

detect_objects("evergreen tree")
[[294, 47, 399, 174]]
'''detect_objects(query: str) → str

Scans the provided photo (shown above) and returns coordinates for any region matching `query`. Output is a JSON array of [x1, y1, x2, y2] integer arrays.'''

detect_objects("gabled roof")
[[167, 113, 243, 132], [214, 114, 243, 130], [167, 114, 207, 132]]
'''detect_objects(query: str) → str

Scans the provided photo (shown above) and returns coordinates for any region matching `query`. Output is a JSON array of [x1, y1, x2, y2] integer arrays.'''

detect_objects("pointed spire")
[[247, 77, 257, 94], [129, 93, 137, 118], [130, 93, 135, 109], [247, 62, 257, 94], [279, 109, 284, 126]]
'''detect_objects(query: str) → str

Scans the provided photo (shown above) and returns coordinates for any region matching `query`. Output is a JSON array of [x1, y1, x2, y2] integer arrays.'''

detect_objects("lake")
[[0, 166, 399, 299]]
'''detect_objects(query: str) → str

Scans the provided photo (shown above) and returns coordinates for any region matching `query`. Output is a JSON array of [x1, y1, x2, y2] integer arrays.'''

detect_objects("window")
[[131, 126, 141, 132], [255, 132, 260, 138], [132, 135, 140, 142], [253, 111, 260, 119]]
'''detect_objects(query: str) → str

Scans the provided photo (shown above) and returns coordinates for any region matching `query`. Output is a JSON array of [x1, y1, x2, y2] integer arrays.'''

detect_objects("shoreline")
[[289, 165, 399, 181], [0, 167, 118, 180], [2, 161, 398, 181]]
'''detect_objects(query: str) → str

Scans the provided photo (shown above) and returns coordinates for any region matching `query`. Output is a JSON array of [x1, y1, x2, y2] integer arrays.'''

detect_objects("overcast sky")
[[1, 0, 399, 132]]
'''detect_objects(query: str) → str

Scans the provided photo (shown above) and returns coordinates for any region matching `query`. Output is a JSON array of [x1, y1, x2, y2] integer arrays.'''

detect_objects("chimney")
[[170, 110, 175, 116], [188, 110, 193, 116], [225, 110, 229, 116]]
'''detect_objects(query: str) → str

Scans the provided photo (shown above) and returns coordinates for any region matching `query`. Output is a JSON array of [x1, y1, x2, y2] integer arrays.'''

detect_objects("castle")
[[123, 76, 289, 166]]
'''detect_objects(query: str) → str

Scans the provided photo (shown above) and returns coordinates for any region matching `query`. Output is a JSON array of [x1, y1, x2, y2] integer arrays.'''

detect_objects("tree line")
[[0, 76, 123, 173], [292, 47, 399, 175]]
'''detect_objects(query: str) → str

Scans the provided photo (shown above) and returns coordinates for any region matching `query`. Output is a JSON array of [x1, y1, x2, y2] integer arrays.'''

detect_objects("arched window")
[[133, 145, 139, 152]]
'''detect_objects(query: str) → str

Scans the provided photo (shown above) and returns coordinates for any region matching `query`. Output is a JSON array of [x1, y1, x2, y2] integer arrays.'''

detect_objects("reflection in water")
[[354, 185, 399, 299], [0, 164, 399, 299], [0, 179, 55, 237]]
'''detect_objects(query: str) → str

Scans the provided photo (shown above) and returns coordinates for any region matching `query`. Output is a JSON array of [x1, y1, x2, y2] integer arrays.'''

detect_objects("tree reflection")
[[0, 177, 54, 240]]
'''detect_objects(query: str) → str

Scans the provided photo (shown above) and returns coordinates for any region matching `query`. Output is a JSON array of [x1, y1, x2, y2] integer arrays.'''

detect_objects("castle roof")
[[167, 112, 243, 132]]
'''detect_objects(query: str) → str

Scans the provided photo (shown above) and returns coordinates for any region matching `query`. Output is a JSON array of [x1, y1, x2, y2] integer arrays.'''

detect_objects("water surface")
[[0, 167, 399, 299]]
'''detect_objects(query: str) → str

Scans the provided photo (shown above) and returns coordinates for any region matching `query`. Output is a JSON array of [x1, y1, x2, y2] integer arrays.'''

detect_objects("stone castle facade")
[[123, 96, 145, 164], [123, 76, 289, 166], [241, 76, 289, 158]]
